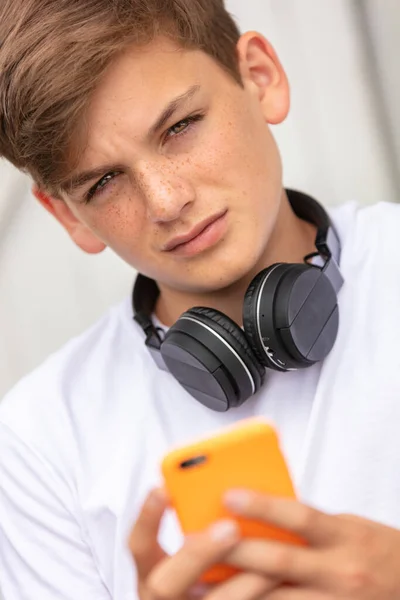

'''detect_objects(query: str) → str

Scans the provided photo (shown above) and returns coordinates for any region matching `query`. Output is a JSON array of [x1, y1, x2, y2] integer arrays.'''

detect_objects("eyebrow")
[[62, 84, 201, 195]]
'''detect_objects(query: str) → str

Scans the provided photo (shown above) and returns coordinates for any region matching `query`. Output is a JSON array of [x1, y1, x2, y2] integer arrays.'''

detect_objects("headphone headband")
[[133, 274, 162, 349], [131, 190, 344, 410]]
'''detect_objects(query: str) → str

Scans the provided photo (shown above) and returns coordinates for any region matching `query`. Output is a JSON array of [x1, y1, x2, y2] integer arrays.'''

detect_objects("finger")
[[189, 583, 211, 598], [226, 539, 325, 584], [205, 572, 280, 600], [147, 520, 240, 599], [263, 586, 325, 600], [129, 488, 168, 579], [224, 490, 339, 546]]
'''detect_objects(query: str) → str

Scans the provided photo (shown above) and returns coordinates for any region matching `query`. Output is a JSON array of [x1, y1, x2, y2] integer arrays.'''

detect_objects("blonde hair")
[[0, 0, 241, 198]]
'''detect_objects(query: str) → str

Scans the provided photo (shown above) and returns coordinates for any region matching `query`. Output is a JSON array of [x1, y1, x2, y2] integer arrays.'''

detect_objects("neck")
[[155, 190, 317, 327]]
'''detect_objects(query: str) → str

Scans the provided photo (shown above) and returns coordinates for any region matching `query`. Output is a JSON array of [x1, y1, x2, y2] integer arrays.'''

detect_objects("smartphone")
[[161, 417, 304, 584]]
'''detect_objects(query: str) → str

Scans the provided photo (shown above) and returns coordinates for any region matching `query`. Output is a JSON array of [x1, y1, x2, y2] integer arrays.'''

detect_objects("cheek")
[[193, 107, 277, 188], [82, 198, 146, 251]]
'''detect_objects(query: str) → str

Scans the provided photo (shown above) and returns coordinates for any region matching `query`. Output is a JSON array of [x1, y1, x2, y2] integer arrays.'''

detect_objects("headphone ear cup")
[[161, 307, 265, 412], [243, 264, 294, 369], [189, 307, 265, 383], [244, 263, 339, 370], [273, 265, 339, 364]]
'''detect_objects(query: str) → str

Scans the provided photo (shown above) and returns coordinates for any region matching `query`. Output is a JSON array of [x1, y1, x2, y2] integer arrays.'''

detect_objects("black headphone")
[[133, 190, 344, 412]]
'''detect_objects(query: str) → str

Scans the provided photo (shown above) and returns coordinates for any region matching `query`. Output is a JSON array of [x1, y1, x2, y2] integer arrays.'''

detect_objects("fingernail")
[[224, 490, 252, 511], [209, 519, 239, 541]]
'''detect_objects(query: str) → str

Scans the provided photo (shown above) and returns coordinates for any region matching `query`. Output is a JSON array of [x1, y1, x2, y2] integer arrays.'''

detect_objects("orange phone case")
[[161, 417, 304, 584]]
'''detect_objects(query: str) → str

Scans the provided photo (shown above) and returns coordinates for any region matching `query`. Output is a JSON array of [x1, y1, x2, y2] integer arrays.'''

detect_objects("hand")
[[130, 488, 281, 600], [221, 489, 400, 599]]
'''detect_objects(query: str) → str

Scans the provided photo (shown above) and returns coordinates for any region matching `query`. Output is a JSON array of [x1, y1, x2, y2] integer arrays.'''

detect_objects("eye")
[[85, 171, 120, 203], [169, 120, 190, 136], [165, 113, 204, 142]]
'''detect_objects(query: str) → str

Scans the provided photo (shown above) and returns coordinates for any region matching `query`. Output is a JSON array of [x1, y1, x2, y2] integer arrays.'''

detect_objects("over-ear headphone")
[[133, 190, 344, 412]]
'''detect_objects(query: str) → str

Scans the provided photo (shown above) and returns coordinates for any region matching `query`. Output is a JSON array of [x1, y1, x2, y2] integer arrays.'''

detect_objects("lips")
[[163, 210, 228, 252]]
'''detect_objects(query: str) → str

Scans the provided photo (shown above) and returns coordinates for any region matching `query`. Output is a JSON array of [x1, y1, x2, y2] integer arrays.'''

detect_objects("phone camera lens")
[[180, 455, 207, 469]]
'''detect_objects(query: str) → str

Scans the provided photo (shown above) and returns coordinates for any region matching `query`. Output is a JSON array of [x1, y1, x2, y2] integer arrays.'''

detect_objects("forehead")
[[63, 36, 235, 186], [86, 37, 221, 133]]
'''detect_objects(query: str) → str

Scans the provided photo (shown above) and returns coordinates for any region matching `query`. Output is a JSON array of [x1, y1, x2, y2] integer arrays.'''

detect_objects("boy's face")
[[39, 34, 290, 294]]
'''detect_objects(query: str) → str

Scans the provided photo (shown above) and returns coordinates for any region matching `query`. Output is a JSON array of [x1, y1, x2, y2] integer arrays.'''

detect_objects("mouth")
[[163, 210, 228, 257]]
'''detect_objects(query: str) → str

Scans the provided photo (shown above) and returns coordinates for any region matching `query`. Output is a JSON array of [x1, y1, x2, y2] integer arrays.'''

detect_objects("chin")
[[176, 251, 263, 294], [215, 247, 265, 286]]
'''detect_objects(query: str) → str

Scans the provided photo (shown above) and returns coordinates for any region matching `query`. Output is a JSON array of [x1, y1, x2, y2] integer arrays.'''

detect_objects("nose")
[[137, 160, 195, 224]]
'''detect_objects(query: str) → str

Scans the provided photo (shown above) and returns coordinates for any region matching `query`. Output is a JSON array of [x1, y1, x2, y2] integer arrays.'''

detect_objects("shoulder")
[[0, 296, 165, 598], [328, 200, 400, 275], [328, 201, 400, 356], [0, 296, 152, 466]]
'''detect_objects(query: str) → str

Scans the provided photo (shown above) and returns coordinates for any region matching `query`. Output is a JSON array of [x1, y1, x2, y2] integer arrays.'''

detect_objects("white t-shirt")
[[2, 200, 400, 600]]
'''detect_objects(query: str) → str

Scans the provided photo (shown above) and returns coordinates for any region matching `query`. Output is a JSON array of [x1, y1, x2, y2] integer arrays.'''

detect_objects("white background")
[[0, 0, 399, 400]]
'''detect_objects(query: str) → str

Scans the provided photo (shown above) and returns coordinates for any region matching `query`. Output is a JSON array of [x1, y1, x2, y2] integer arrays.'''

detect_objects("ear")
[[237, 31, 290, 124], [32, 186, 106, 255]]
